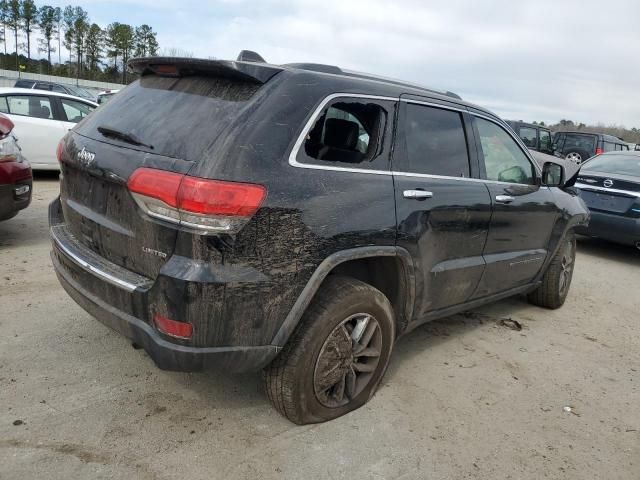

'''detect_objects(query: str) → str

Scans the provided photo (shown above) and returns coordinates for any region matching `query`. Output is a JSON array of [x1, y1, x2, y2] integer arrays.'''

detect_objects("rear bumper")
[[49, 199, 280, 373], [0, 180, 32, 219], [575, 210, 640, 246]]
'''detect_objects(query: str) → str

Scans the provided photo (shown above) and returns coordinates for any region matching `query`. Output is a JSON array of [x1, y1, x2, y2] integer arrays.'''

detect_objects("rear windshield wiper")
[[97, 126, 154, 150]]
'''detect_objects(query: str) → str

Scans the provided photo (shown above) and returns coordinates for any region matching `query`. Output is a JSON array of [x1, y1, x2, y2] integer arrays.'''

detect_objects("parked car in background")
[[575, 151, 640, 249], [0, 114, 32, 221], [14, 79, 97, 102], [506, 120, 554, 154], [635, 144, 640, 152], [0, 88, 97, 170], [553, 131, 629, 164], [50, 53, 589, 424], [96, 89, 120, 105]]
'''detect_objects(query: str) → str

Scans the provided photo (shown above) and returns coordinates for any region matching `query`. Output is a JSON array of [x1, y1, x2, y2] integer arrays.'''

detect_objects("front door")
[[393, 99, 492, 319], [470, 116, 559, 298]]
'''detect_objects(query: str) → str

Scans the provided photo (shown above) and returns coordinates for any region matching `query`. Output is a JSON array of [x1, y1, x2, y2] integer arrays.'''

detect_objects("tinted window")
[[401, 103, 469, 177], [603, 141, 615, 152], [584, 154, 640, 176], [60, 98, 95, 123], [6, 95, 53, 119], [76, 75, 261, 162], [301, 99, 388, 169], [35, 83, 53, 91], [476, 117, 535, 185], [539, 130, 552, 151], [519, 126, 537, 148], [51, 84, 66, 93], [564, 133, 596, 152], [14, 80, 34, 88]]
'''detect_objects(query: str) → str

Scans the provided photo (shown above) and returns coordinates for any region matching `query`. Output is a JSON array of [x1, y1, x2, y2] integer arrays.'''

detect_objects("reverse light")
[[154, 314, 193, 340], [127, 167, 267, 234]]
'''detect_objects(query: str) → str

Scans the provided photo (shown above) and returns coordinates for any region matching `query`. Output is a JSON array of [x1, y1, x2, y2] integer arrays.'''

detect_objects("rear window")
[[564, 133, 596, 151], [76, 75, 260, 162], [584, 154, 640, 177]]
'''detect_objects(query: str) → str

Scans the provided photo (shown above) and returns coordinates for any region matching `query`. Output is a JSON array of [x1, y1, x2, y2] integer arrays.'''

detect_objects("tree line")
[[530, 119, 640, 144], [0, 0, 160, 83]]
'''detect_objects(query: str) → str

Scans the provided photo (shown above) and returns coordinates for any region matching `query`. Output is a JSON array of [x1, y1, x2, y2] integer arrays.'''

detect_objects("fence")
[[0, 68, 123, 91]]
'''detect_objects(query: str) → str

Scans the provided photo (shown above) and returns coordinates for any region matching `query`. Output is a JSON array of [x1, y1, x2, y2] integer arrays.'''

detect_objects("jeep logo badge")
[[603, 179, 614, 188], [77, 147, 96, 167]]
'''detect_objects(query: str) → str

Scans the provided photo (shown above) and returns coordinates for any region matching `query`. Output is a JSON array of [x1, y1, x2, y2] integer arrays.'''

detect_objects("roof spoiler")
[[128, 57, 283, 84]]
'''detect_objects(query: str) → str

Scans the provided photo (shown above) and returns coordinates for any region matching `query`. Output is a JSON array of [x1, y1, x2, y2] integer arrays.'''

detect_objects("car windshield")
[[583, 154, 640, 177]]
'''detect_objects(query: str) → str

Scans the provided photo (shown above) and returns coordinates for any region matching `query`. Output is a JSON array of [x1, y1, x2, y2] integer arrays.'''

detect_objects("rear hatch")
[[59, 58, 282, 279]]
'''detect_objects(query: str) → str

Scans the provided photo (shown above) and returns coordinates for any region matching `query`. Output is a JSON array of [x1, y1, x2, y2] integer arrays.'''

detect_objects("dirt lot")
[[1, 175, 638, 480]]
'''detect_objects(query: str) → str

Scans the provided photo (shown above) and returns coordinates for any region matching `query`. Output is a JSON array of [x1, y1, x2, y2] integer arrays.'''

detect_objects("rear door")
[[393, 98, 492, 317], [0, 93, 66, 167], [56, 96, 97, 131], [470, 115, 559, 298]]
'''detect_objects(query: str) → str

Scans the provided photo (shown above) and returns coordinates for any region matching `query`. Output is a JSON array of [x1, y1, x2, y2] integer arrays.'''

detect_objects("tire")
[[528, 231, 576, 309], [564, 150, 588, 165], [263, 275, 395, 424]]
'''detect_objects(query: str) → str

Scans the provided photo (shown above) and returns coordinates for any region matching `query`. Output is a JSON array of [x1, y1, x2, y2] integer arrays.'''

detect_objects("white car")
[[0, 88, 98, 170], [97, 89, 120, 105]]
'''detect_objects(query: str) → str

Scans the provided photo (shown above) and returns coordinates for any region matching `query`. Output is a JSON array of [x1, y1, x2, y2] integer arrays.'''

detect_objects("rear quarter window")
[[75, 75, 261, 162]]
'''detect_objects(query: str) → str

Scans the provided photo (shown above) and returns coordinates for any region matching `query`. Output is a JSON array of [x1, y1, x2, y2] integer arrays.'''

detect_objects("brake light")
[[595, 148, 604, 155], [154, 314, 193, 340], [0, 115, 14, 139], [57, 139, 65, 163], [127, 167, 267, 233]]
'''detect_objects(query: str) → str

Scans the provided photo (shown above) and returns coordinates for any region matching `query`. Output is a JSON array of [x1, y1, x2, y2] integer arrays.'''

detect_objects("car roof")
[[129, 56, 500, 120], [0, 87, 98, 106], [507, 120, 551, 130], [558, 131, 625, 141]]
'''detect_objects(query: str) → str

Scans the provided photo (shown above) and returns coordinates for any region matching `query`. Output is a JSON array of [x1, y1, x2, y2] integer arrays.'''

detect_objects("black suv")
[[506, 120, 554, 155], [50, 54, 589, 424], [553, 131, 629, 164]]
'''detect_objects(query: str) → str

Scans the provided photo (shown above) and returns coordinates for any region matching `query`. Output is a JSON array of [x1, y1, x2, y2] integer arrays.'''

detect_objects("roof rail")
[[282, 63, 343, 75], [341, 69, 461, 99]]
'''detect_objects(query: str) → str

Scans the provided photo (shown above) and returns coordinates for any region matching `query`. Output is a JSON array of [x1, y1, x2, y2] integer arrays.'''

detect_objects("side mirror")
[[542, 162, 565, 187]]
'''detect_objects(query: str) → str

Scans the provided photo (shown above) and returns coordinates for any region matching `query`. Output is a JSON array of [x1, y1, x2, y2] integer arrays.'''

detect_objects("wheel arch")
[[270, 246, 415, 347]]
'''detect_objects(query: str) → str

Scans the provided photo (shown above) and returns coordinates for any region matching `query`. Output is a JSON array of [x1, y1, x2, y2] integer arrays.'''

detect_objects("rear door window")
[[75, 75, 263, 162], [518, 126, 537, 148], [396, 103, 470, 177], [299, 97, 392, 170], [6, 95, 53, 119], [475, 117, 536, 185]]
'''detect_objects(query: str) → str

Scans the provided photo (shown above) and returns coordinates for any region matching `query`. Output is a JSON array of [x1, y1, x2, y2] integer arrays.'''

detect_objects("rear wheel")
[[528, 231, 576, 309], [263, 275, 395, 424]]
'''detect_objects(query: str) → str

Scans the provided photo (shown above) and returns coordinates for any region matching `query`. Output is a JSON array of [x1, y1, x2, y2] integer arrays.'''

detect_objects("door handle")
[[495, 195, 515, 204], [403, 189, 433, 199]]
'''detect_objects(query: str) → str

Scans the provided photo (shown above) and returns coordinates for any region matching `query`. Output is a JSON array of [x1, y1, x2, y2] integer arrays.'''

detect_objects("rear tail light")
[[127, 167, 267, 234], [56, 139, 65, 163], [595, 148, 604, 155], [0, 115, 14, 139], [154, 314, 193, 340], [0, 135, 21, 163]]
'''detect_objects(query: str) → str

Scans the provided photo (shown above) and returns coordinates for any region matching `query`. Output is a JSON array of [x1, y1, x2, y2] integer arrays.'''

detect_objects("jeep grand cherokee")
[[50, 52, 589, 424]]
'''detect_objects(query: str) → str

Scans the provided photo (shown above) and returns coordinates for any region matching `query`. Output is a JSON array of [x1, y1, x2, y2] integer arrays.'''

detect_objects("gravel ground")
[[1, 175, 638, 480]]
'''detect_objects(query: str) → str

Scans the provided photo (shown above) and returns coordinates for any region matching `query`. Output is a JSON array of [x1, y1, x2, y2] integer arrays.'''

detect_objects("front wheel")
[[528, 231, 576, 309], [263, 275, 395, 424]]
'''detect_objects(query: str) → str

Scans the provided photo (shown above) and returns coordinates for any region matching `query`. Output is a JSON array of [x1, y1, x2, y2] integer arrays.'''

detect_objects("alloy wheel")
[[313, 313, 383, 408]]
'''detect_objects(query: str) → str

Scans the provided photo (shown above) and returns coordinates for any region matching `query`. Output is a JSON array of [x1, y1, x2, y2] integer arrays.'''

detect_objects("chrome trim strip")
[[400, 97, 466, 113], [287, 92, 542, 182], [51, 227, 140, 292], [575, 183, 640, 198]]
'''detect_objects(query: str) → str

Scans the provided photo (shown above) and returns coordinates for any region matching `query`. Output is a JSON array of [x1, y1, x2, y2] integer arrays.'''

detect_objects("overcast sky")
[[37, 0, 640, 126]]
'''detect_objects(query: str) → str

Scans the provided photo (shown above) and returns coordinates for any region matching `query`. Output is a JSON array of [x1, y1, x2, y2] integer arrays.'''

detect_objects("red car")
[[0, 114, 32, 221]]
